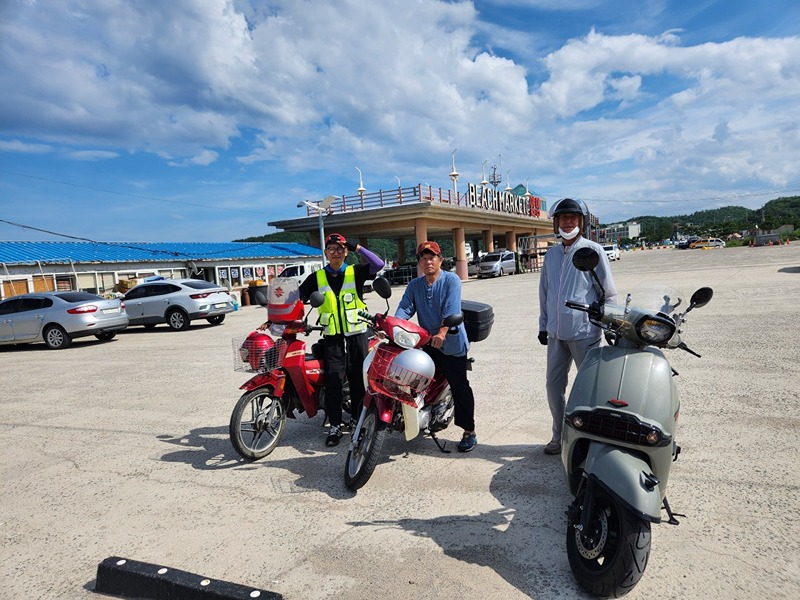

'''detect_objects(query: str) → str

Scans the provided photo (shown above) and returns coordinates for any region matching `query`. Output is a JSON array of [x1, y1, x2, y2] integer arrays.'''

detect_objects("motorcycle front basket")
[[367, 345, 432, 405], [232, 336, 288, 373]]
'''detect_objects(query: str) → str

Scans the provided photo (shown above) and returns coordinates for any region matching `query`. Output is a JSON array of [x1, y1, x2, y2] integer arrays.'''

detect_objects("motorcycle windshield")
[[267, 278, 304, 322], [617, 283, 685, 318]]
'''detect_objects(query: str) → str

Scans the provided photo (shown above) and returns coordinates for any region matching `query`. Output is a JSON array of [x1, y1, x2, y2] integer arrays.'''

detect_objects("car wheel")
[[43, 324, 72, 349], [94, 332, 117, 341], [207, 315, 225, 325], [166, 308, 190, 331]]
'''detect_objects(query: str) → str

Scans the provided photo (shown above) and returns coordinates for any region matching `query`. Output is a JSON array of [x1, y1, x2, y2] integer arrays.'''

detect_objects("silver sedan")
[[0, 291, 129, 349]]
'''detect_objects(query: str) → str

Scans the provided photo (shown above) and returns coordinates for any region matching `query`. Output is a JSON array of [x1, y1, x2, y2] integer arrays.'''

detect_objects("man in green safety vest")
[[299, 233, 385, 446]]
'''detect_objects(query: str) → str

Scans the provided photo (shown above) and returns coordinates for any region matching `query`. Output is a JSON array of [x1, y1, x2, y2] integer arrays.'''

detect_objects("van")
[[276, 263, 320, 285], [476, 250, 516, 278], [689, 237, 725, 249], [602, 243, 620, 261]]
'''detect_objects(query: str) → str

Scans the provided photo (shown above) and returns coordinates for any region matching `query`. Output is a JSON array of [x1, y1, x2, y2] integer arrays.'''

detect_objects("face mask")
[[559, 226, 580, 240]]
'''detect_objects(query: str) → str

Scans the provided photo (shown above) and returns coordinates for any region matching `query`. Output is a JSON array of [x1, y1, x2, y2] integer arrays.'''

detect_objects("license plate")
[[102, 308, 119, 314], [214, 303, 227, 308]]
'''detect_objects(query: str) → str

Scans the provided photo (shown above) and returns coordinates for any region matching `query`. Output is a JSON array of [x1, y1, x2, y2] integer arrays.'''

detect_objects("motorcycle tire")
[[566, 487, 651, 597], [229, 388, 287, 460], [344, 405, 387, 491]]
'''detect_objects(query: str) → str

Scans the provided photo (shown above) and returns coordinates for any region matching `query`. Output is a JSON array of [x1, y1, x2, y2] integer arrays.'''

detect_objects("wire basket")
[[368, 345, 432, 405], [232, 336, 287, 373]]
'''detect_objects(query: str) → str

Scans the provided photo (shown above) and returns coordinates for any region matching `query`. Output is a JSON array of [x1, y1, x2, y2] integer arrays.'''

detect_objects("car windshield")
[[482, 253, 502, 262], [603, 245, 614, 250]]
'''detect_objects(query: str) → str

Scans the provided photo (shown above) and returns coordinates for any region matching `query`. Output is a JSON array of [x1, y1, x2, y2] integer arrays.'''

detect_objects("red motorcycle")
[[344, 277, 478, 490], [229, 278, 372, 460]]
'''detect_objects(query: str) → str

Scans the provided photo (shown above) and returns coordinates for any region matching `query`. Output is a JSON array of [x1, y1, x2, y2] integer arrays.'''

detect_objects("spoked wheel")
[[229, 389, 287, 460], [566, 487, 651, 597], [344, 405, 387, 491], [207, 315, 225, 325]]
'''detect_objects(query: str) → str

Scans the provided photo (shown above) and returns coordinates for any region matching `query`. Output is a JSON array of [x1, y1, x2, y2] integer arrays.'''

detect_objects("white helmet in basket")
[[386, 348, 435, 390]]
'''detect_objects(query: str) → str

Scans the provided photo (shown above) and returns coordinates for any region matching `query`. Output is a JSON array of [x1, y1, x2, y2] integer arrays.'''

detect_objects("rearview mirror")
[[572, 247, 600, 272], [309, 291, 325, 308], [372, 276, 392, 299], [690, 287, 713, 309]]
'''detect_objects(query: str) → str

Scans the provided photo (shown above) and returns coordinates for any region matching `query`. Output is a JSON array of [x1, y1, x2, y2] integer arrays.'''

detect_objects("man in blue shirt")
[[395, 241, 478, 452]]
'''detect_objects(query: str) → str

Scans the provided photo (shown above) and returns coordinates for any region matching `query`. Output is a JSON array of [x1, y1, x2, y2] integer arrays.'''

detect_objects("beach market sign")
[[467, 183, 542, 217]]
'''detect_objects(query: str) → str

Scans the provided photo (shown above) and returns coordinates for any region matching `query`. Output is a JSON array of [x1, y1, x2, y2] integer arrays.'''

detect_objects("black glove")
[[345, 241, 358, 252], [538, 331, 548, 346]]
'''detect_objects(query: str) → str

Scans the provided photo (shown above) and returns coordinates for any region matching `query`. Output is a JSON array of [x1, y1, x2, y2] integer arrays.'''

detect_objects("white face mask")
[[559, 226, 580, 240]]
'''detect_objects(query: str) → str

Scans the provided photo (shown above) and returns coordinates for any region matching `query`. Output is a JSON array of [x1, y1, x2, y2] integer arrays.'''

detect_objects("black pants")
[[424, 348, 476, 432], [323, 332, 368, 427]]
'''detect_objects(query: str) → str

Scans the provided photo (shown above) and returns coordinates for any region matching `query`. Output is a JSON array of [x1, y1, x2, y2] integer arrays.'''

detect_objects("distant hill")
[[606, 196, 800, 241]]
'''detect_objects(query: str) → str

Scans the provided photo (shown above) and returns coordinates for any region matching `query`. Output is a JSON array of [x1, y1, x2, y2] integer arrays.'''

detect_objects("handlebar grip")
[[565, 301, 590, 311]]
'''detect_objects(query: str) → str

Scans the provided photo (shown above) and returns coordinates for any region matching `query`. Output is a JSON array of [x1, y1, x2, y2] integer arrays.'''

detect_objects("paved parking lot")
[[1, 243, 799, 599]]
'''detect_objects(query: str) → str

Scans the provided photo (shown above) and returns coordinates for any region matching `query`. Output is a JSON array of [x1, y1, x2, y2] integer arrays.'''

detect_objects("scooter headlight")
[[645, 430, 662, 445], [571, 415, 585, 429], [392, 326, 421, 349], [635, 315, 675, 345]]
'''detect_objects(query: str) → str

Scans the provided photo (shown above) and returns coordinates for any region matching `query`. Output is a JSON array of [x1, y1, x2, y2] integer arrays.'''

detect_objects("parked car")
[[603, 243, 621, 261], [123, 278, 234, 331], [467, 259, 478, 277], [476, 250, 516, 278], [0, 291, 128, 349], [690, 237, 726, 249], [676, 236, 699, 249]]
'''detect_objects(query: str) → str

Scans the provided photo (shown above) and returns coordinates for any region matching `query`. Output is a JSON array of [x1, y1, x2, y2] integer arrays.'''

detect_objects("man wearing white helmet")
[[538, 198, 617, 455]]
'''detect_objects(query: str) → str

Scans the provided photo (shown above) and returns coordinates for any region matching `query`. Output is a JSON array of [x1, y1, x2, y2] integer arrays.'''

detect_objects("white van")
[[276, 263, 321, 286]]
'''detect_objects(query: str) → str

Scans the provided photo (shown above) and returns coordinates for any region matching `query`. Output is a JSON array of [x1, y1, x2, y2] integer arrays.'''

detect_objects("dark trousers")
[[424, 348, 476, 432], [323, 332, 369, 427]]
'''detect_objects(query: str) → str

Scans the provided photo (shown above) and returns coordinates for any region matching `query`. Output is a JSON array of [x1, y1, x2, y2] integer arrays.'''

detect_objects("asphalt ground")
[[1, 243, 799, 600]]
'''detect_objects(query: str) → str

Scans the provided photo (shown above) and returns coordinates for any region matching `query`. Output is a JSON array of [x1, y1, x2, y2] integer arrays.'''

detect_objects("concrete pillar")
[[414, 218, 429, 277], [506, 230, 517, 253], [452, 226, 467, 280], [482, 229, 494, 252], [397, 238, 406, 264]]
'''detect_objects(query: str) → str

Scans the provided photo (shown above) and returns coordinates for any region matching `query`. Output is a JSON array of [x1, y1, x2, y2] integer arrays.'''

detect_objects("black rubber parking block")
[[94, 556, 282, 599]]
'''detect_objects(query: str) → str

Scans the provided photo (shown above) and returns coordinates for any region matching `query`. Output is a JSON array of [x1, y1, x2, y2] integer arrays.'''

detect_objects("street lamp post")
[[298, 195, 338, 265]]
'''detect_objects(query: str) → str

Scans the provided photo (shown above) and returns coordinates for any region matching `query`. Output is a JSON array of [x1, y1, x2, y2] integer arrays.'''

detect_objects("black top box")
[[461, 300, 494, 342]]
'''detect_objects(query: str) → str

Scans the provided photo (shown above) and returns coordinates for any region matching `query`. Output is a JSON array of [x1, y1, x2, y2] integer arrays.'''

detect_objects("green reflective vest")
[[316, 266, 367, 336]]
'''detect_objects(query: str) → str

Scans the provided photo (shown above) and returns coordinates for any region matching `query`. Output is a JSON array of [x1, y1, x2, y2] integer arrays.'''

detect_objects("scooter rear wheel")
[[566, 487, 651, 597], [229, 388, 287, 460], [344, 405, 387, 491]]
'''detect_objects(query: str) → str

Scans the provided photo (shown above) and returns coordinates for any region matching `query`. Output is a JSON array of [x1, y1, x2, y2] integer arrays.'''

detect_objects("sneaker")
[[325, 425, 343, 447], [543, 439, 561, 455], [457, 432, 478, 453]]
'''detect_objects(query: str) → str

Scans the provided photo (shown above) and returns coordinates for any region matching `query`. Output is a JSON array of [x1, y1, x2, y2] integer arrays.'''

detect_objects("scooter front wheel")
[[566, 487, 651, 597], [229, 388, 287, 460], [344, 405, 387, 491]]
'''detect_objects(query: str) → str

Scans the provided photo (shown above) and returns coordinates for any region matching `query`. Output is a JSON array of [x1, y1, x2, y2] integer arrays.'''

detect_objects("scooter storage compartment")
[[461, 300, 494, 342]]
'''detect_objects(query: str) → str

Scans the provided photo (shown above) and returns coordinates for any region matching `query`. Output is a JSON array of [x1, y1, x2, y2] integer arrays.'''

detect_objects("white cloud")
[[0, 139, 53, 153]]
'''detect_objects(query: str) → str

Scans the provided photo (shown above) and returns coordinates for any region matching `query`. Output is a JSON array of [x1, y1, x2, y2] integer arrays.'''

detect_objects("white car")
[[603, 244, 621, 261], [123, 278, 234, 331]]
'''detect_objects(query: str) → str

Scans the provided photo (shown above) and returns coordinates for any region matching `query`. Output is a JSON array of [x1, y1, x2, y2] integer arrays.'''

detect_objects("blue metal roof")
[[0, 241, 321, 265]]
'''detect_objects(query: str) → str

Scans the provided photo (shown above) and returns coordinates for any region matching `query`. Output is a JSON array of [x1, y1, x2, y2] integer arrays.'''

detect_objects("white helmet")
[[386, 349, 435, 391]]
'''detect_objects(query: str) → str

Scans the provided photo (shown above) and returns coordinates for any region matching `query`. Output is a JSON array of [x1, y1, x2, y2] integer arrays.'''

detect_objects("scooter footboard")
[[584, 444, 663, 523]]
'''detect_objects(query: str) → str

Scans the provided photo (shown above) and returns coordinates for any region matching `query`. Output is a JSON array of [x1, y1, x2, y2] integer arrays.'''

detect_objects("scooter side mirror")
[[372, 276, 392, 299], [442, 312, 464, 335], [572, 247, 600, 272], [690, 287, 713, 309], [309, 291, 325, 308]]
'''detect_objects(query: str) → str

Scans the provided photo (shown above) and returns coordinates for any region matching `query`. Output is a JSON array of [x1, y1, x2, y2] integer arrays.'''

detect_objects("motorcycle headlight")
[[635, 315, 675, 345], [269, 323, 286, 336], [392, 326, 421, 349]]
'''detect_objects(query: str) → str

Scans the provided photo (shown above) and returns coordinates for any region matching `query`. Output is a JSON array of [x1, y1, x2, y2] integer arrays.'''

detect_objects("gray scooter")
[[561, 247, 713, 597]]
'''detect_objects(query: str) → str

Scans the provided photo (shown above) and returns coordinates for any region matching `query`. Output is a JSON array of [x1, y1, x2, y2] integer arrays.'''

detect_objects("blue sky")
[[2, 0, 799, 242]]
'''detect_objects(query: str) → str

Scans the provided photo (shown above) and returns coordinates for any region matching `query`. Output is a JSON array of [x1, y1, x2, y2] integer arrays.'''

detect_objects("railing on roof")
[[301, 185, 469, 216]]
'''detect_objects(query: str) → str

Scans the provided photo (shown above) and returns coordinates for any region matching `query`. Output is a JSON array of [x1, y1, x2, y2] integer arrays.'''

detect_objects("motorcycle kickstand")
[[662, 497, 685, 525], [427, 431, 452, 454]]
